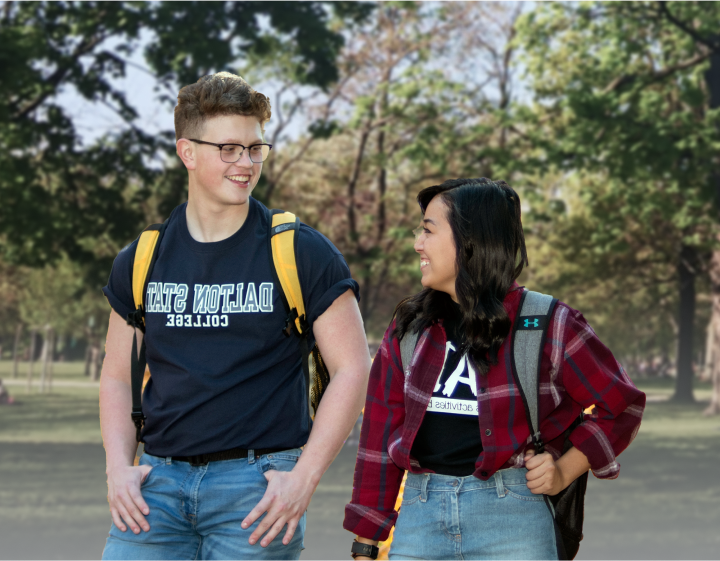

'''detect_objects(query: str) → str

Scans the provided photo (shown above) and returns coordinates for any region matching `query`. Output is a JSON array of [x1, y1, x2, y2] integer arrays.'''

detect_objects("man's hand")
[[242, 468, 315, 547], [107, 464, 153, 534]]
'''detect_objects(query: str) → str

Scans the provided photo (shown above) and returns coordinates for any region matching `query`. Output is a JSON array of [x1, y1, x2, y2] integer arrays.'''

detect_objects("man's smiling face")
[[189, 114, 264, 208]]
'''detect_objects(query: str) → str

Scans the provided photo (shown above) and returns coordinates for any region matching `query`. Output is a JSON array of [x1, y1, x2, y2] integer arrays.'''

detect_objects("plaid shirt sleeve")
[[343, 320, 407, 542], [560, 308, 646, 479]]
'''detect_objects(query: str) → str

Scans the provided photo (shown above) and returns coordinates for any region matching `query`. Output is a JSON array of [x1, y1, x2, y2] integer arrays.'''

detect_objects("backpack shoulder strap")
[[129, 223, 166, 329], [268, 209, 307, 336], [128, 221, 167, 442], [399, 329, 420, 374], [511, 289, 558, 451]]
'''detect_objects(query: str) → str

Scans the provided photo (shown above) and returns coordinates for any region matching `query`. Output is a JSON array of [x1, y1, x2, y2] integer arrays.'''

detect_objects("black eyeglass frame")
[[187, 138, 273, 163]]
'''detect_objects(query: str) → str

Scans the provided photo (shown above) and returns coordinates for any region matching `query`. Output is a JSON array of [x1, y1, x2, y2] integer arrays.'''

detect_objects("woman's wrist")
[[352, 537, 379, 559]]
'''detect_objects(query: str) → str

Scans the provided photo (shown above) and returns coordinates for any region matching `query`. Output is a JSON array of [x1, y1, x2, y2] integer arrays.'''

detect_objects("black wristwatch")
[[351, 539, 379, 560]]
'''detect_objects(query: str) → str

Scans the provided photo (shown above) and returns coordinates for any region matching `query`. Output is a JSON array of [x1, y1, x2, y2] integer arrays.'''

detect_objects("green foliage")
[[514, 1, 720, 379], [0, 0, 368, 286]]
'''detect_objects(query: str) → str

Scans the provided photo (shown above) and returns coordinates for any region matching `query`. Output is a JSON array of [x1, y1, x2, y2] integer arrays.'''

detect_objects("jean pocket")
[[138, 454, 164, 486], [400, 487, 422, 506], [503, 483, 545, 501], [265, 449, 302, 473]]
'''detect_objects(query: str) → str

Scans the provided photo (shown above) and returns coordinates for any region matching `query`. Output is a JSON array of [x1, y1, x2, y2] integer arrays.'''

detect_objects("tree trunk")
[[89, 343, 101, 382], [704, 45, 720, 414], [26, 327, 37, 393], [84, 343, 92, 377], [706, 243, 720, 415], [703, 315, 714, 382], [47, 330, 56, 392], [12, 323, 22, 379], [672, 244, 696, 403], [40, 326, 52, 393]]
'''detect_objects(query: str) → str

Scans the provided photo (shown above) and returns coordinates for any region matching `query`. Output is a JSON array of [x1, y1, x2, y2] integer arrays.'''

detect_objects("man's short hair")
[[174, 72, 272, 141]]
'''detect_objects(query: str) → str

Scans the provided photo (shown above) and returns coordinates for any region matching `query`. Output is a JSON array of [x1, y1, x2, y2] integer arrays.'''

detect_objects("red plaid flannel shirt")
[[344, 285, 646, 541]]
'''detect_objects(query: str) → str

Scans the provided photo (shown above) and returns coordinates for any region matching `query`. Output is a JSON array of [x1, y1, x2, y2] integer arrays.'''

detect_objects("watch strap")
[[351, 540, 379, 559]]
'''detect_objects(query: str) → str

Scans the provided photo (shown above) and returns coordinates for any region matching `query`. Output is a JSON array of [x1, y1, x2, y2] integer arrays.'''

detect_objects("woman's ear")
[[176, 139, 196, 170]]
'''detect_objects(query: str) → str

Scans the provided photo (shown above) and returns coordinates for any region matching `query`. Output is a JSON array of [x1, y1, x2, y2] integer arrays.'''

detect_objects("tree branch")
[[12, 30, 107, 120], [602, 50, 712, 94], [657, 1, 720, 52]]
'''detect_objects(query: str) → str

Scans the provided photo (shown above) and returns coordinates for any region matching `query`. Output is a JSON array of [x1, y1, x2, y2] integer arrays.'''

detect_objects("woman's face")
[[414, 195, 458, 302]]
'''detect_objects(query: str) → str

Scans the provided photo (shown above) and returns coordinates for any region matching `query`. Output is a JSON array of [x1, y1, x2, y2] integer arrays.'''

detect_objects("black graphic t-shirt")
[[103, 198, 359, 456], [411, 307, 484, 476]]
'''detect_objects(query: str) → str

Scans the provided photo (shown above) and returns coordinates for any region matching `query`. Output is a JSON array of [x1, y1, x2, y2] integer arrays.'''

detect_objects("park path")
[[1, 431, 719, 560]]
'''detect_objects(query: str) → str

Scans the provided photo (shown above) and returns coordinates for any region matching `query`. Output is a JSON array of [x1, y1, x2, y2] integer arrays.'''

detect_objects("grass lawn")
[[0, 359, 96, 384], [0, 371, 719, 559]]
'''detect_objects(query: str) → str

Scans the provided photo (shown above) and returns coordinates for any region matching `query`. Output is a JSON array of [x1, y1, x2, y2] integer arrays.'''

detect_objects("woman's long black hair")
[[393, 177, 528, 375]]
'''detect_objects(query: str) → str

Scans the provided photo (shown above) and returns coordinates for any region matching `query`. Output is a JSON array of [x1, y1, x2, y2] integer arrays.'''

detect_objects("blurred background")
[[1, 1, 719, 559]]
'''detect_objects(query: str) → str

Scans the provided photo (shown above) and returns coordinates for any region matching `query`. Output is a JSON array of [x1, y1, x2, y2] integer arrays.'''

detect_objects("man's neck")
[[185, 195, 251, 243]]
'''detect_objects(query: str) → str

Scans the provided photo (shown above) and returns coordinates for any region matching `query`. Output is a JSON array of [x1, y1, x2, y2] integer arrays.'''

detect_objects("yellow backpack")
[[125, 209, 330, 442]]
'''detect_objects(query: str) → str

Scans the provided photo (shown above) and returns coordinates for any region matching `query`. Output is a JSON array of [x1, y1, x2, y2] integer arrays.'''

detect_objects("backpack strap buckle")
[[283, 309, 309, 338], [131, 410, 146, 442], [126, 307, 145, 332]]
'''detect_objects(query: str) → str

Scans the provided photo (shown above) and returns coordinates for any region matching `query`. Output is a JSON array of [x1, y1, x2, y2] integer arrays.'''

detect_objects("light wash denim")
[[102, 448, 306, 560], [389, 468, 557, 560]]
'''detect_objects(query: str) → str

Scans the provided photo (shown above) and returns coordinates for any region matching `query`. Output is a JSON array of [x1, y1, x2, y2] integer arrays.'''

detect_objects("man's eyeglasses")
[[188, 139, 273, 164]]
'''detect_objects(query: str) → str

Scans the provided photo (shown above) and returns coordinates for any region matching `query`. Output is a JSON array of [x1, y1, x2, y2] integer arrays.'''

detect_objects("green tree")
[[0, 0, 371, 285], [269, 2, 528, 331], [516, 1, 720, 403]]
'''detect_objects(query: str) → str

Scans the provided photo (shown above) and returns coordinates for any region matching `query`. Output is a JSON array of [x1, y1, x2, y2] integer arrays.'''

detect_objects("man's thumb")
[[139, 464, 153, 483]]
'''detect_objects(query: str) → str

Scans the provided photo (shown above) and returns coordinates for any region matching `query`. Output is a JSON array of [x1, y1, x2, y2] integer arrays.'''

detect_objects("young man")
[[100, 72, 371, 560]]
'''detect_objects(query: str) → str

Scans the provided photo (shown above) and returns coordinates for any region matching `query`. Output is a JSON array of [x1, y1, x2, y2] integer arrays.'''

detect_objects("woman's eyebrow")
[[422, 218, 436, 226]]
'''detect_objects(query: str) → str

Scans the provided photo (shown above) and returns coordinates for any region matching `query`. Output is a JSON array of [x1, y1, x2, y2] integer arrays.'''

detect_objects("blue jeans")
[[389, 468, 558, 560], [102, 449, 306, 560]]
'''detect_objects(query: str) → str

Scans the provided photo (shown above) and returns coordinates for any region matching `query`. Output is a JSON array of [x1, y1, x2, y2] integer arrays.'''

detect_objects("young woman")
[[343, 178, 645, 560]]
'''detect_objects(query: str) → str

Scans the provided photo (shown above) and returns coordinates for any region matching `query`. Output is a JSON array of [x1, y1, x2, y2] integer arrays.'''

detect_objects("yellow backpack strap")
[[128, 221, 166, 443], [128, 223, 165, 331], [270, 211, 307, 336]]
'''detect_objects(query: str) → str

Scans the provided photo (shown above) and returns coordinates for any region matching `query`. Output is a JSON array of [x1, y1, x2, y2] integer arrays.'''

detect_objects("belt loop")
[[420, 473, 429, 503], [494, 470, 505, 498], [166, 456, 172, 466], [248, 449, 255, 464]]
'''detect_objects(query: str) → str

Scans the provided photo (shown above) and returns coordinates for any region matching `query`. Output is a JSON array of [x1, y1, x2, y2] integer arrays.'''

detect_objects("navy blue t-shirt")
[[103, 197, 359, 456]]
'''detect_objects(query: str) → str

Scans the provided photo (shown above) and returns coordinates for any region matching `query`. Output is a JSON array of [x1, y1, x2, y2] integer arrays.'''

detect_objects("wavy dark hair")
[[393, 177, 528, 375]]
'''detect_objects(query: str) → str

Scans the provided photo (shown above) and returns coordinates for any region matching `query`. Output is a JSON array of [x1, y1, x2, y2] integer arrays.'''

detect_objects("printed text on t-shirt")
[[145, 282, 274, 328]]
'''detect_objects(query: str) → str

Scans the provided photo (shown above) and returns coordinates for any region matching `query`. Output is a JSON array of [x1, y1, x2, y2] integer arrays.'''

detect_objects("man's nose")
[[234, 150, 253, 168]]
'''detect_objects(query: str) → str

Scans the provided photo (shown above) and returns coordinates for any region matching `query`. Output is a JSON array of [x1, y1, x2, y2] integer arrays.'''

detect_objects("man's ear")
[[176, 139, 196, 170]]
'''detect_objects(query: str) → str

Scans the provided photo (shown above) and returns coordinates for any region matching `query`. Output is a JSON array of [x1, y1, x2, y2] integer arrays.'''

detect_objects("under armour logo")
[[524, 318, 539, 328]]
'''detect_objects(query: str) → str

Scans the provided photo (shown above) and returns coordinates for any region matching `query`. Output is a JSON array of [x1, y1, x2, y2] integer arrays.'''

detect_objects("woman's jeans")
[[389, 468, 558, 560], [102, 449, 306, 560]]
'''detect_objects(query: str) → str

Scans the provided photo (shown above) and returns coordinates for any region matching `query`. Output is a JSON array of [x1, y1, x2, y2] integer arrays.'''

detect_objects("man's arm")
[[242, 289, 371, 547], [99, 310, 153, 534]]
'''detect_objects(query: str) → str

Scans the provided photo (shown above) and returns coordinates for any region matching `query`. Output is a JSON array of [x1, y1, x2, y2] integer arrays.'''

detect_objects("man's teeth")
[[420, 260, 429, 266], [227, 175, 250, 182]]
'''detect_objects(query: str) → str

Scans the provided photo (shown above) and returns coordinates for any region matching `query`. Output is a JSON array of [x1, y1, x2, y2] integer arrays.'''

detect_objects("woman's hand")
[[524, 446, 591, 496]]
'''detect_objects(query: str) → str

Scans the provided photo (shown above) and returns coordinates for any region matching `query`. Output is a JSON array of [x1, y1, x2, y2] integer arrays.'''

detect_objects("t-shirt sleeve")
[[297, 225, 360, 326], [102, 239, 139, 320]]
